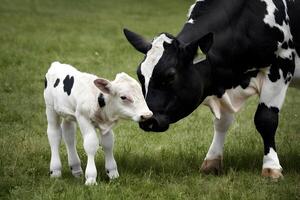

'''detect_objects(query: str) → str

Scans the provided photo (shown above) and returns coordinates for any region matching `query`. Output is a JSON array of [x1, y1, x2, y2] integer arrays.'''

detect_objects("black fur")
[[63, 75, 74, 96], [44, 77, 47, 89], [54, 78, 60, 88], [254, 103, 279, 154], [124, 0, 299, 132], [98, 93, 106, 107]]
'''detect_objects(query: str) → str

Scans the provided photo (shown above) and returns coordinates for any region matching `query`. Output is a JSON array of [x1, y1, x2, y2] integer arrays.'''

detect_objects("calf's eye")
[[120, 96, 127, 100]]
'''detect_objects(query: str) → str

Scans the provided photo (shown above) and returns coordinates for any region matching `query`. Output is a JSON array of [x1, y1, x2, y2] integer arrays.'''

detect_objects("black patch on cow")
[[269, 27, 285, 43], [254, 103, 279, 155], [188, 0, 210, 20], [54, 78, 60, 88], [281, 42, 288, 49], [137, 63, 146, 96], [239, 70, 260, 89], [268, 65, 281, 82], [63, 75, 74, 96], [44, 77, 47, 89], [288, 39, 295, 49], [98, 93, 106, 107], [273, 0, 286, 26]]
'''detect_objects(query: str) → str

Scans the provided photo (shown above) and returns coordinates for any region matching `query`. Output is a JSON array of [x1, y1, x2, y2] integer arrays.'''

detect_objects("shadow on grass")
[[113, 150, 300, 177]]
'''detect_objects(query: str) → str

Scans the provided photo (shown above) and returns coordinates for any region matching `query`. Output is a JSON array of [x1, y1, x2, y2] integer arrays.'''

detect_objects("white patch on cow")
[[187, 18, 195, 24], [260, 69, 288, 109], [203, 71, 266, 118], [261, 0, 295, 60], [141, 34, 173, 95], [262, 148, 282, 170]]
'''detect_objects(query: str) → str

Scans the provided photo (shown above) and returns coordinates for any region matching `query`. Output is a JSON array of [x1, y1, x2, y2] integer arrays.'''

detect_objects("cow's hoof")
[[261, 168, 283, 181], [106, 168, 119, 180], [85, 177, 98, 186], [50, 170, 61, 178], [200, 157, 223, 175]]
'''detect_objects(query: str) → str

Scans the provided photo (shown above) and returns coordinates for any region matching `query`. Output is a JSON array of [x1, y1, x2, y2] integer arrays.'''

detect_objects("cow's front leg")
[[200, 111, 234, 175], [100, 130, 119, 179], [46, 108, 62, 178], [254, 66, 294, 180], [77, 115, 99, 185]]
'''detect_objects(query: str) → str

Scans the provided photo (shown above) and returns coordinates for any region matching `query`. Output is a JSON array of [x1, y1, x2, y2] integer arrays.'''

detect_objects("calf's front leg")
[[100, 130, 119, 179], [76, 115, 99, 185]]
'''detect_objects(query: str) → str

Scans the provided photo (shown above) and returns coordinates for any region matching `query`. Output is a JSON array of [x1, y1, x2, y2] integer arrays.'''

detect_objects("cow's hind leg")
[[200, 111, 234, 175], [61, 119, 83, 177], [46, 107, 62, 177], [254, 64, 294, 180]]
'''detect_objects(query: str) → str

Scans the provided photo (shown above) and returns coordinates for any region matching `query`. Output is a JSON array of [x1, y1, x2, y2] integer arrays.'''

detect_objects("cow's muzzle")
[[139, 114, 170, 132]]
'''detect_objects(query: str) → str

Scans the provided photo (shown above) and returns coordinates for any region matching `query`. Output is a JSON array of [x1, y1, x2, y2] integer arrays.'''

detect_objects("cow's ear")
[[123, 28, 152, 54], [197, 32, 213, 54], [94, 78, 113, 94]]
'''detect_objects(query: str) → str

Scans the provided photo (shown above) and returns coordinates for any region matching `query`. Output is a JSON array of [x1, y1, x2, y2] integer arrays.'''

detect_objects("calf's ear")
[[94, 78, 113, 94], [123, 28, 152, 54]]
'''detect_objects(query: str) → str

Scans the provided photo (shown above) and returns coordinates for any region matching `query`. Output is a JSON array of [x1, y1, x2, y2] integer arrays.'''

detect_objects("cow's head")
[[124, 29, 213, 132], [94, 72, 153, 122]]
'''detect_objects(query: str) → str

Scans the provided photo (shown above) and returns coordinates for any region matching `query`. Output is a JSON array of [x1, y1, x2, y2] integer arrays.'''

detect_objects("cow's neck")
[[191, 59, 213, 103], [177, 0, 246, 44]]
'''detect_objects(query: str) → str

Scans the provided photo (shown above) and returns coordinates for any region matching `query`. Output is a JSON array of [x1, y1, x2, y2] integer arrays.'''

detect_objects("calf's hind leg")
[[46, 108, 62, 177], [61, 119, 83, 177], [200, 111, 234, 175]]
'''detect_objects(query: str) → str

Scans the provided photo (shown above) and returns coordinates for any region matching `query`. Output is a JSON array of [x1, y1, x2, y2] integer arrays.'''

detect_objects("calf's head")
[[94, 72, 152, 122], [124, 29, 213, 132]]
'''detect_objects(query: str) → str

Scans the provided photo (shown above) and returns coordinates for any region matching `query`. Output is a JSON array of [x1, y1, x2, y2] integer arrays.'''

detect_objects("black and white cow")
[[124, 0, 300, 179], [44, 62, 152, 185]]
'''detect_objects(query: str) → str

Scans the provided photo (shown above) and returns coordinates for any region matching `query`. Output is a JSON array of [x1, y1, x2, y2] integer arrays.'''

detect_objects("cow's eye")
[[120, 96, 127, 100]]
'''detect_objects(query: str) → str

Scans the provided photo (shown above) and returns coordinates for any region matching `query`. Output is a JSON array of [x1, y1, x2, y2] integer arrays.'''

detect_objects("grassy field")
[[0, 0, 299, 199]]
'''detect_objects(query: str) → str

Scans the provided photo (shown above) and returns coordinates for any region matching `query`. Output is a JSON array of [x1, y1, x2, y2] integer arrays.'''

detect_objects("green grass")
[[0, 0, 300, 199]]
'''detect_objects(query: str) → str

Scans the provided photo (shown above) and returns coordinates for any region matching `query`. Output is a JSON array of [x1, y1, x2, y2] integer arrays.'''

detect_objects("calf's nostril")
[[140, 112, 153, 121]]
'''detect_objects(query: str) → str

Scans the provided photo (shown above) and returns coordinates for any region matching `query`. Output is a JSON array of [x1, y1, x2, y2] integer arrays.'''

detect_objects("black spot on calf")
[[44, 77, 47, 89], [98, 93, 106, 107], [54, 78, 60, 88], [63, 75, 74, 96]]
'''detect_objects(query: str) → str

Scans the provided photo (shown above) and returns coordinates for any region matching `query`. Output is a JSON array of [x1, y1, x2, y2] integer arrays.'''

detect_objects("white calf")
[[44, 61, 152, 185]]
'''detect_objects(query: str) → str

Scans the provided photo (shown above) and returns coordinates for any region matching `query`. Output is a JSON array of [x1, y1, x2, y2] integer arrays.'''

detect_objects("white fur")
[[141, 34, 172, 95], [205, 112, 234, 160], [263, 148, 282, 170], [259, 70, 289, 109], [44, 61, 152, 185]]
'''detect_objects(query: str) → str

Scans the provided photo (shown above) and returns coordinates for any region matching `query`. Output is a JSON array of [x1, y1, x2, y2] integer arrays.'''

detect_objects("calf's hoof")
[[261, 168, 283, 181], [200, 157, 223, 175], [85, 177, 98, 186], [50, 170, 61, 178], [106, 168, 119, 180], [70, 165, 83, 178]]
